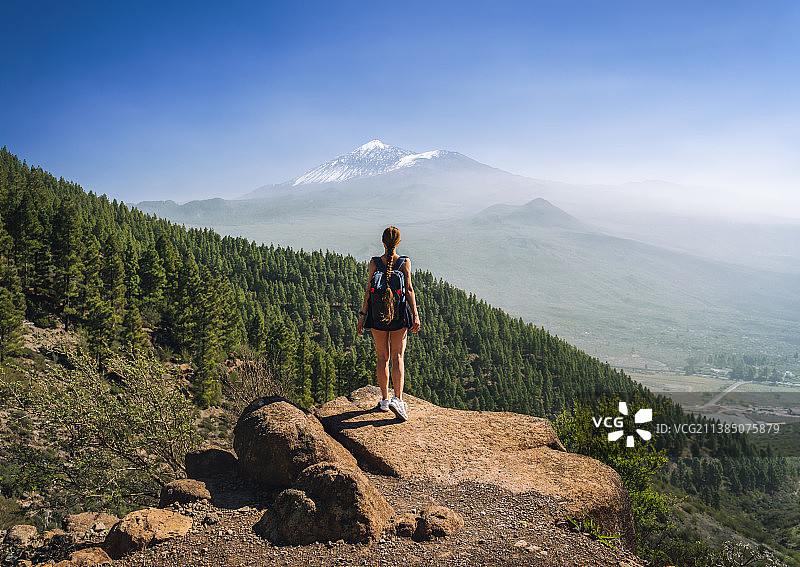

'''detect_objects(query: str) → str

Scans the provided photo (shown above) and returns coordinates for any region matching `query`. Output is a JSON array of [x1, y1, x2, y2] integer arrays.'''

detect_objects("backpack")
[[369, 256, 408, 325]]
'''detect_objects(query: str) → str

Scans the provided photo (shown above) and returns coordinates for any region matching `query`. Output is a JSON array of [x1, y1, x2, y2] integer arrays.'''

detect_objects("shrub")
[[1, 348, 201, 511]]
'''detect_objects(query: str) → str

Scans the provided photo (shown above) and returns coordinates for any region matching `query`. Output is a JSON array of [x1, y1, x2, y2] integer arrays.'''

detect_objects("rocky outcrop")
[[233, 395, 357, 488], [254, 461, 393, 545], [159, 478, 211, 508], [185, 445, 238, 480], [316, 385, 635, 549], [103, 508, 192, 559]]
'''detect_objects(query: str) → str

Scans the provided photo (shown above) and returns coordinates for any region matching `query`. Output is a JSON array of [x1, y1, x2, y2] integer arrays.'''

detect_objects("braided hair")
[[381, 226, 401, 322]]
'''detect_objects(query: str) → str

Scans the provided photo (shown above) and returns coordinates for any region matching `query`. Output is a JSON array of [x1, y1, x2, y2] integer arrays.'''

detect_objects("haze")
[[2, 1, 800, 220]]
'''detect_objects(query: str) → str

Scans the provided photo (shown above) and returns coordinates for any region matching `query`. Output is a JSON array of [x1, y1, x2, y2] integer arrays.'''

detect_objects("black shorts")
[[364, 302, 412, 332]]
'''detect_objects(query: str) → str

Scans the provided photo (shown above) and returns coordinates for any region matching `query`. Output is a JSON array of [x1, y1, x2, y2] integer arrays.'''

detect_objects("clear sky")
[[2, 1, 799, 216]]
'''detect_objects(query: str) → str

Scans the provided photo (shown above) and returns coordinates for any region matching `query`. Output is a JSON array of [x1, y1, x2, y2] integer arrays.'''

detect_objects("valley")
[[137, 141, 800, 376]]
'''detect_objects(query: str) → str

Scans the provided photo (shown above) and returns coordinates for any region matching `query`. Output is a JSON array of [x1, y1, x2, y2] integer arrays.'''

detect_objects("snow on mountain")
[[291, 140, 458, 186]]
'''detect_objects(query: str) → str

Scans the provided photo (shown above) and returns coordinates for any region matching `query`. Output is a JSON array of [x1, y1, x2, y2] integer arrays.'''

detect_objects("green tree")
[[0, 216, 24, 361], [121, 302, 148, 351], [100, 232, 127, 344], [51, 196, 84, 329], [138, 246, 165, 326]]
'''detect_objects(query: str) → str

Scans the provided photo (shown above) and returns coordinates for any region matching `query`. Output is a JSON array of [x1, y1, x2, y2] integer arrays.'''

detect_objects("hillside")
[[0, 146, 642, 416]]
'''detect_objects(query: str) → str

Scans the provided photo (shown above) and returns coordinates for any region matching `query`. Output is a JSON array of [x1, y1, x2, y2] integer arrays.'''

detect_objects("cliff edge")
[[317, 386, 636, 550]]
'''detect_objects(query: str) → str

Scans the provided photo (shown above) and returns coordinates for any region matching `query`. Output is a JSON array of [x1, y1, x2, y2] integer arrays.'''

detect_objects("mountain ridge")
[[237, 139, 505, 201]]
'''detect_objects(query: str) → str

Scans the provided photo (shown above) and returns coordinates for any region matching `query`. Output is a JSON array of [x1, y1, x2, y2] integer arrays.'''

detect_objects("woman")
[[356, 226, 421, 421]]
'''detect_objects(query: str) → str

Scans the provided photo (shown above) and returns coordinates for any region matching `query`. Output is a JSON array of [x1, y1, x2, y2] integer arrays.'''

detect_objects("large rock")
[[185, 445, 238, 480], [63, 512, 119, 538], [391, 506, 463, 541], [103, 508, 192, 559], [60, 547, 113, 566], [234, 395, 357, 488], [158, 478, 211, 507], [317, 386, 636, 549], [3, 524, 38, 547], [415, 506, 464, 541], [254, 461, 393, 544]]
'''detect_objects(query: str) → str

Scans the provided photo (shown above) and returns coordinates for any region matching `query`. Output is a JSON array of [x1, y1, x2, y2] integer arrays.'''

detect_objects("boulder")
[[63, 512, 119, 538], [415, 506, 464, 540], [158, 478, 211, 507], [41, 528, 76, 552], [103, 508, 192, 559], [390, 506, 463, 541], [317, 386, 636, 549], [391, 513, 418, 538], [254, 461, 393, 544], [185, 445, 238, 480], [66, 547, 112, 566], [4, 524, 38, 547], [234, 396, 357, 488]]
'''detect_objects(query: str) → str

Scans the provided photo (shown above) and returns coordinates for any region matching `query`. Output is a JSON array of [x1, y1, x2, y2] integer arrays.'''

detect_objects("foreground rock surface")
[[317, 385, 635, 549], [255, 461, 393, 544], [234, 395, 357, 488], [103, 508, 192, 559], [111, 475, 647, 567]]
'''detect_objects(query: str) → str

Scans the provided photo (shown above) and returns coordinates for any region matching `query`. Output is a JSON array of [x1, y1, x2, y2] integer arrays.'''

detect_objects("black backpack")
[[369, 256, 408, 324]]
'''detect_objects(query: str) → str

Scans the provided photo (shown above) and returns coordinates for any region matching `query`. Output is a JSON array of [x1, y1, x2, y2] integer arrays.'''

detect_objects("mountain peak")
[[357, 139, 390, 152], [293, 140, 464, 186]]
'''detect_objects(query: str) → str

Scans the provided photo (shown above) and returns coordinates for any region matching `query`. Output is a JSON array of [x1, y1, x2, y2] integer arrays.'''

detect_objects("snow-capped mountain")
[[290, 140, 463, 186]]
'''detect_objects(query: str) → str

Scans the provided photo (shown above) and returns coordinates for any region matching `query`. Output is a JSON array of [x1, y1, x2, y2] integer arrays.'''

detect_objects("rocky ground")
[[111, 475, 645, 567], [2, 329, 649, 567]]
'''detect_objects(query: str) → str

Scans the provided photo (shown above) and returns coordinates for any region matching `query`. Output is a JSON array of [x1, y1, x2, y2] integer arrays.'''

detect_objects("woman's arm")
[[402, 258, 421, 333], [356, 259, 376, 334]]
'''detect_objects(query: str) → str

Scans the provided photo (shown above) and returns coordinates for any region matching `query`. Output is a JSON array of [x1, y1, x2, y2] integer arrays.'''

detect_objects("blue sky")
[[2, 1, 799, 215]]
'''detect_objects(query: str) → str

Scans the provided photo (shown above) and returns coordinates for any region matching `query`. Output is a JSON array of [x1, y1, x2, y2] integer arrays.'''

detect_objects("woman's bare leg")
[[371, 329, 390, 400], [389, 328, 408, 400]]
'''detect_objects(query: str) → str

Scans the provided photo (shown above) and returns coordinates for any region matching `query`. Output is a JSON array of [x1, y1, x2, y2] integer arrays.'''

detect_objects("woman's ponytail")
[[381, 226, 401, 323]]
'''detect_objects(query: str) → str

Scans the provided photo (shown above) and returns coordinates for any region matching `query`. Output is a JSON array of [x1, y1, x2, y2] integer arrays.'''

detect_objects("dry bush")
[[219, 345, 296, 418]]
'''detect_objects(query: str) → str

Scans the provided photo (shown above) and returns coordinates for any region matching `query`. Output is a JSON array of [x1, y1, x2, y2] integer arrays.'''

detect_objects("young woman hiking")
[[356, 226, 421, 421]]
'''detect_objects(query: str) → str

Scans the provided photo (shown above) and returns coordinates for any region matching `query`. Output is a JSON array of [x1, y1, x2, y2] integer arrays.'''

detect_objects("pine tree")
[[155, 235, 180, 342], [0, 215, 24, 361], [124, 247, 141, 308], [248, 309, 266, 353], [85, 291, 113, 364], [294, 334, 313, 407], [51, 196, 84, 329], [100, 233, 126, 344], [138, 246, 165, 326], [176, 251, 202, 355], [10, 188, 42, 293], [121, 302, 148, 351], [189, 268, 226, 408]]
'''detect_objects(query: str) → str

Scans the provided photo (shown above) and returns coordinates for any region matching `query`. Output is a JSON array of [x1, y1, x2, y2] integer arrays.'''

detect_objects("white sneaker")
[[377, 398, 390, 412], [389, 397, 408, 421]]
